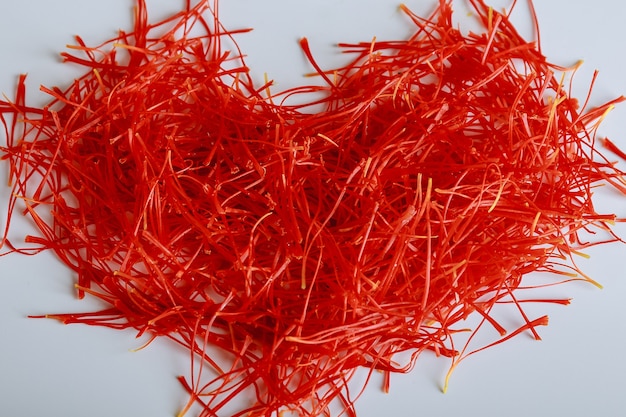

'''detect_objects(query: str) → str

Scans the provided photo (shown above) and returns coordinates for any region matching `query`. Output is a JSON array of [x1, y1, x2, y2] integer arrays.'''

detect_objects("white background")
[[1, 1, 625, 416]]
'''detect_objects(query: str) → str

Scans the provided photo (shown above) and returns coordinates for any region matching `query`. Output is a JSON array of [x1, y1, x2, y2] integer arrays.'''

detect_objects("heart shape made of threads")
[[1, 1, 624, 416]]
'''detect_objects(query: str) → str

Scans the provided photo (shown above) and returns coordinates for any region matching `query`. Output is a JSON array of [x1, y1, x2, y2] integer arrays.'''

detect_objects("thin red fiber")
[[1, 1, 625, 416]]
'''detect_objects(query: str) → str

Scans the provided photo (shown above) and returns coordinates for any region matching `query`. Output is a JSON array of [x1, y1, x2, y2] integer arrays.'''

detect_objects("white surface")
[[1, 1, 626, 416]]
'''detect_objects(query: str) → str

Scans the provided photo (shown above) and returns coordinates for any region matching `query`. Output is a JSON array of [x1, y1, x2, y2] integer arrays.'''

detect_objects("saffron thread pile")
[[1, 0, 625, 416]]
